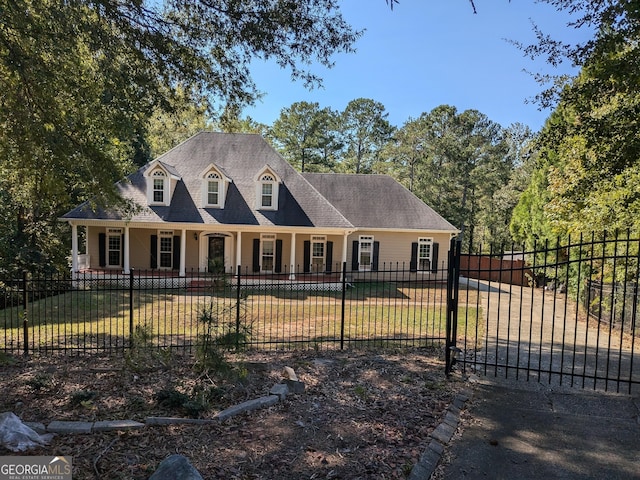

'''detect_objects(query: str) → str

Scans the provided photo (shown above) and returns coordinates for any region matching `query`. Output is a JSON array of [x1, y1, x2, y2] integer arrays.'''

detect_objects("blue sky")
[[243, 1, 592, 132]]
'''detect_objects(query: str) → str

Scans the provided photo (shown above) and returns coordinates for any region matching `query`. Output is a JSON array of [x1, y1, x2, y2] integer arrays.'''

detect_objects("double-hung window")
[[260, 175, 274, 208], [159, 230, 173, 269], [152, 170, 165, 203], [207, 173, 220, 206], [107, 228, 122, 267], [418, 237, 433, 272], [359, 235, 374, 271], [201, 166, 228, 208], [255, 168, 279, 210], [311, 235, 326, 271], [261, 234, 276, 272]]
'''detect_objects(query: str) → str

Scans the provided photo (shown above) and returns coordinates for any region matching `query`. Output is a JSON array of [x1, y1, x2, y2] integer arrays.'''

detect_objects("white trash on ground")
[[0, 412, 54, 452]]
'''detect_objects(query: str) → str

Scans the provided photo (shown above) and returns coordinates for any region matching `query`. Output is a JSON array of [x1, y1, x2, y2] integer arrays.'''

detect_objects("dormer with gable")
[[143, 160, 182, 207], [254, 165, 281, 211], [200, 163, 231, 208]]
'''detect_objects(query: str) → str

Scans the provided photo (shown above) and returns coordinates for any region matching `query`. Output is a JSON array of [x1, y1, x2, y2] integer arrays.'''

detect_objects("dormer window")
[[143, 161, 180, 207], [254, 167, 280, 211], [261, 175, 274, 207], [152, 171, 166, 203], [207, 172, 220, 205], [200, 165, 230, 208]]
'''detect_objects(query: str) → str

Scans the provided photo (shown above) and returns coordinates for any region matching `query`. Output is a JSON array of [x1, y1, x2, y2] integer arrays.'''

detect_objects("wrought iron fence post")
[[340, 262, 347, 350], [22, 271, 28, 356], [445, 239, 461, 376], [235, 265, 242, 350], [129, 269, 134, 348]]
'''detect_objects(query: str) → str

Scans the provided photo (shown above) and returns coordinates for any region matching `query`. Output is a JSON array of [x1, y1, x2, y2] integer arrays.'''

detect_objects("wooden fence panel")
[[459, 255, 532, 286]]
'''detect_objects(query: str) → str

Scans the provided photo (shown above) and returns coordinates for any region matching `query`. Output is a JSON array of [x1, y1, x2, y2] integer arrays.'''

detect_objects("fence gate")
[[446, 235, 640, 394]]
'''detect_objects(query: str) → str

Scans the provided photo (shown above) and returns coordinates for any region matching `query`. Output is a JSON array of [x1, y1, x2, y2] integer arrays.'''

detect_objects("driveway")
[[438, 378, 640, 480], [459, 277, 639, 394], [435, 279, 640, 479]]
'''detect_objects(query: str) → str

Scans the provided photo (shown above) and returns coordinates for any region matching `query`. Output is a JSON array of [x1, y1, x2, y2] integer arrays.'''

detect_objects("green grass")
[[0, 286, 483, 351]]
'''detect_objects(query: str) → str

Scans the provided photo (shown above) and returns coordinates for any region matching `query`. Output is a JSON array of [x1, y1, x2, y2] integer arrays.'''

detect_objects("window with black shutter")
[[411, 238, 439, 273]]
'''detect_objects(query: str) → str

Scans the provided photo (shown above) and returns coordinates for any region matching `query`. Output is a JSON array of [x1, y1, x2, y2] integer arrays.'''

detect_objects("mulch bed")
[[0, 347, 463, 479]]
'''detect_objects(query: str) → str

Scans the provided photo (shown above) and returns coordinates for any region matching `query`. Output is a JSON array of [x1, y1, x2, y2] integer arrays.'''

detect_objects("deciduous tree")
[[0, 0, 360, 272], [512, 1, 640, 241]]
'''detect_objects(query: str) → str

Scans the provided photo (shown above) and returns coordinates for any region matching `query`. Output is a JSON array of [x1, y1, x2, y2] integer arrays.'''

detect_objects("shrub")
[[154, 387, 211, 418], [196, 299, 251, 374], [125, 324, 171, 372]]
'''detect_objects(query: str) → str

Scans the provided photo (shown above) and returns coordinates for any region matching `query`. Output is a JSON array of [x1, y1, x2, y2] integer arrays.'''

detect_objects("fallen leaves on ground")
[[0, 347, 463, 479]]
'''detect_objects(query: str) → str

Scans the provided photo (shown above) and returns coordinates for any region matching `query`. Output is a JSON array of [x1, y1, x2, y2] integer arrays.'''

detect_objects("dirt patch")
[[0, 347, 463, 479]]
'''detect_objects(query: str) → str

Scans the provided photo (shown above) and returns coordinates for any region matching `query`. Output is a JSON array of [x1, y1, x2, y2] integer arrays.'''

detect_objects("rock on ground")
[[148, 454, 203, 480]]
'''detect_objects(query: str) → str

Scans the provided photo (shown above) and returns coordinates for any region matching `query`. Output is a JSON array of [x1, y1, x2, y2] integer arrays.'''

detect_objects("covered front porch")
[[68, 223, 352, 282]]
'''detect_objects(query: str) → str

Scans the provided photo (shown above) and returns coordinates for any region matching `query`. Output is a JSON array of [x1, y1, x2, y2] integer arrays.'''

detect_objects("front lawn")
[[0, 283, 482, 353]]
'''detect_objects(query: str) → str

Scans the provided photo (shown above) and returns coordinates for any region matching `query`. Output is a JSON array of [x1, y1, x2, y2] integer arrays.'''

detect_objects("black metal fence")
[[6, 233, 639, 393], [1, 263, 451, 355], [450, 233, 640, 394], [585, 280, 639, 331]]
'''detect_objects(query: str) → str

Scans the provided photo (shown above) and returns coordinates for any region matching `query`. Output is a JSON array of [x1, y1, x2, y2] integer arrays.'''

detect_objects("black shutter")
[[351, 240, 359, 271], [98, 233, 106, 268], [120, 234, 125, 267], [303, 241, 311, 273], [372, 241, 380, 271], [252, 238, 260, 272], [410, 242, 418, 272], [325, 241, 333, 273], [275, 239, 283, 273], [173, 236, 180, 271], [431, 242, 439, 273], [150, 235, 158, 269]]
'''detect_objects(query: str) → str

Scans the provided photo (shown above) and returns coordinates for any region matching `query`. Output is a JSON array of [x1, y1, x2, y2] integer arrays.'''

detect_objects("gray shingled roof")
[[62, 132, 351, 228], [301, 173, 458, 231], [62, 132, 456, 233]]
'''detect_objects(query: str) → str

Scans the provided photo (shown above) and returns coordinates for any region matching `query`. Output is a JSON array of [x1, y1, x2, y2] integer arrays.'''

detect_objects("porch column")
[[235, 231, 242, 274], [71, 223, 79, 275], [123, 226, 130, 274], [180, 228, 186, 276], [289, 232, 296, 280], [341, 232, 349, 281]]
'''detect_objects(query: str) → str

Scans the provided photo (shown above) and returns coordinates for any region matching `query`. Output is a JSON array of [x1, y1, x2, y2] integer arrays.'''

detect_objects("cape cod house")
[[61, 132, 458, 281]]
